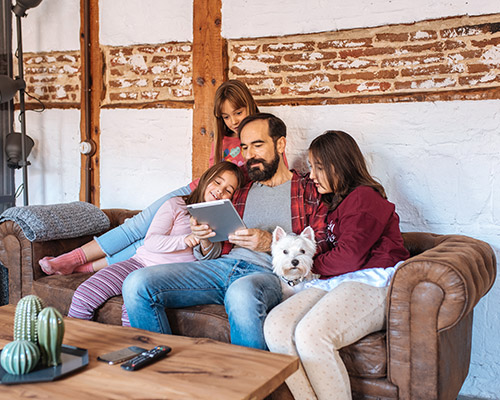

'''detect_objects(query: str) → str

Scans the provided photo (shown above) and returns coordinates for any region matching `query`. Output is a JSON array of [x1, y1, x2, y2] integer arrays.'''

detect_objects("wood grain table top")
[[0, 304, 298, 399]]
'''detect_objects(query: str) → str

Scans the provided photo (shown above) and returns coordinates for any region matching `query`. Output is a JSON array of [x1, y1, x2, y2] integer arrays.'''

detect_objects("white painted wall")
[[14, 109, 81, 206], [100, 0, 193, 45], [99, 108, 193, 210], [16, 0, 80, 52], [223, 0, 500, 38]]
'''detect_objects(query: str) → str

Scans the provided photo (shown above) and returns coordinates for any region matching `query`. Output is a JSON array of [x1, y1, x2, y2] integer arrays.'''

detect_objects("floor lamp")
[[0, 0, 42, 206]]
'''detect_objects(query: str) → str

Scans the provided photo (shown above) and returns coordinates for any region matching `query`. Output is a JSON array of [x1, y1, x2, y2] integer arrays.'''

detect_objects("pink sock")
[[39, 248, 87, 275], [73, 262, 95, 274]]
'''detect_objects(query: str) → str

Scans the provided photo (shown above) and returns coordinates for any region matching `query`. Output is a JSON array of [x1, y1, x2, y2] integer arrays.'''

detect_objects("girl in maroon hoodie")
[[264, 131, 409, 400]]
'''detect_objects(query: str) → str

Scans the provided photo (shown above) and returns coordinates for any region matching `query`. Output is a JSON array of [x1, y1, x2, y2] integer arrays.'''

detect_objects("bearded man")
[[122, 113, 328, 350]]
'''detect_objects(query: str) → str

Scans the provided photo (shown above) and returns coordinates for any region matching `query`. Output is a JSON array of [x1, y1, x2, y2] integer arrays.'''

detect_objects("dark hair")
[[309, 130, 386, 210], [237, 112, 286, 143], [213, 80, 260, 164], [183, 161, 245, 205]]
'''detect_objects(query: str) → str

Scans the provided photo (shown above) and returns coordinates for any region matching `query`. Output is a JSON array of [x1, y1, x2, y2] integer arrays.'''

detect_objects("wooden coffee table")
[[0, 304, 298, 399]]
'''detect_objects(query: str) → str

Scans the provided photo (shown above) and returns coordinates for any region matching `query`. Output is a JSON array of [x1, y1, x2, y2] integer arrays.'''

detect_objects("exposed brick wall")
[[21, 42, 193, 108], [228, 14, 500, 102], [102, 42, 193, 106], [21, 51, 81, 106], [20, 14, 500, 108]]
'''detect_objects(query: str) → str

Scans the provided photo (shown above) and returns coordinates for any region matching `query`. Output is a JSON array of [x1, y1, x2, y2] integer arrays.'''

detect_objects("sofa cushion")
[[32, 273, 231, 343]]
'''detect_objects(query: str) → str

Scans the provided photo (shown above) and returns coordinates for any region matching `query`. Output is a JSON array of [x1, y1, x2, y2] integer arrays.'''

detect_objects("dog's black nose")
[[291, 259, 299, 266]]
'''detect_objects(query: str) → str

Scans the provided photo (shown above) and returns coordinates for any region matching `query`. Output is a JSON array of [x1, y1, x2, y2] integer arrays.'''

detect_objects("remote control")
[[120, 345, 172, 371]]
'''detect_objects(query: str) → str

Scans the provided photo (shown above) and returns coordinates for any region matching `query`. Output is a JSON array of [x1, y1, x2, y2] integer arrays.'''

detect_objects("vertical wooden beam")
[[192, 0, 227, 179], [79, 0, 101, 205]]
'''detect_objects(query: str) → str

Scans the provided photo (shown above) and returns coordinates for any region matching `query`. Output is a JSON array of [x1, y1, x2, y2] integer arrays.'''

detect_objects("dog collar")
[[281, 275, 304, 287]]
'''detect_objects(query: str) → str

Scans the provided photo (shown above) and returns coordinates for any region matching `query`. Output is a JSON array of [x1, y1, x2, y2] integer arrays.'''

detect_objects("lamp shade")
[[12, 0, 43, 17], [5, 132, 35, 169], [0, 76, 26, 103]]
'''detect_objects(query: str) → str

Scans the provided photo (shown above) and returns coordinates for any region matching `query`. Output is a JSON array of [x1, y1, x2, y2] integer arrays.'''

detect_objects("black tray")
[[0, 344, 89, 385]]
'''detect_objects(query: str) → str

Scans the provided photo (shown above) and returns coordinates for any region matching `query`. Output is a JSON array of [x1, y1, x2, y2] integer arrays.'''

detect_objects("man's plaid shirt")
[[221, 170, 329, 255]]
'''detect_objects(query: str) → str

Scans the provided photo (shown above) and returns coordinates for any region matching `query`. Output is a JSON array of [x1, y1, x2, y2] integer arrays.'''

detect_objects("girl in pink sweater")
[[67, 161, 244, 325]]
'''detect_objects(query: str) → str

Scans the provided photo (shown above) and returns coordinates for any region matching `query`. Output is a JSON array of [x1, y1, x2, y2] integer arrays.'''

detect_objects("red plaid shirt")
[[221, 170, 328, 255]]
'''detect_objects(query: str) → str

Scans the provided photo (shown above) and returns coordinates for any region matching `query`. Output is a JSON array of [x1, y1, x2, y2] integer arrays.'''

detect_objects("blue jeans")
[[95, 184, 192, 264], [122, 258, 283, 350]]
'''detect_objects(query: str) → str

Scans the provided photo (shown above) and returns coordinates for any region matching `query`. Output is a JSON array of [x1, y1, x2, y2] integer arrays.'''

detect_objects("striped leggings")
[[67, 257, 145, 326]]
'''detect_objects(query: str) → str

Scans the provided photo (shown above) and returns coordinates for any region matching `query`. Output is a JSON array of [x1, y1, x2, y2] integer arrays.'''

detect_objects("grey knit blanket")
[[0, 201, 110, 242]]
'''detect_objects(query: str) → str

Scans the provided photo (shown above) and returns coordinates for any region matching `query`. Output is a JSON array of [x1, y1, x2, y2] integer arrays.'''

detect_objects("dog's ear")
[[273, 226, 287, 242], [300, 226, 315, 242]]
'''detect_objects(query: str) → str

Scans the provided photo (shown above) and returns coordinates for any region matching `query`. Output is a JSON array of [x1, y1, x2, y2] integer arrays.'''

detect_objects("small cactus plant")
[[0, 340, 40, 375], [13, 295, 45, 343], [37, 307, 65, 367]]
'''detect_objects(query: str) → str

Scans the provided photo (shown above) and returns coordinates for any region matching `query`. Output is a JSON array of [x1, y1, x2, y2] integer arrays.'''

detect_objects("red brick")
[[470, 37, 500, 48], [395, 77, 457, 90], [109, 79, 142, 88], [441, 24, 490, 38], [409, 30, 438, 41], [283, 52, 330, 62], [318, 38, 372, 49], [468, 64, 494, 73], [269, 64, 320, 73], [262, 41, 315, 52], [141, 91, 160, 99], [110, 92, 138, 101], [339, 47, 395, 59], [340, 69, 398, 81], [249, 87, 278, 96], [381, 54, 445, 68], [152, 77, 183, 87], [401, 64, 455, 77], [325, 58, 377, 70], [230, 65, 265, 76], [376, 33, 409, 42], [234, 54, 282, 64], [241, 77, 283, 86], [137, 46, 157, 54], [232, 44, 261, 54], [281, 86, 331, 96], [151, 54, 191, 64], [109, 48, 133, 57], [459, 74, 500, 86], [287, 73, 339, 84]]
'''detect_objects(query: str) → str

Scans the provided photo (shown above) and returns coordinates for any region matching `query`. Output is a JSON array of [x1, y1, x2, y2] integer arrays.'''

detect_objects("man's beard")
[[246, 150, 280, 182]]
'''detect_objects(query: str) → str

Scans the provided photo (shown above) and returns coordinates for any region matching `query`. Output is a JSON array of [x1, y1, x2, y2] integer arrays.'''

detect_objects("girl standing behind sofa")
[[67, 161, 244, 325], [264, 131, 410, 400], [39, 80, 258, 275]]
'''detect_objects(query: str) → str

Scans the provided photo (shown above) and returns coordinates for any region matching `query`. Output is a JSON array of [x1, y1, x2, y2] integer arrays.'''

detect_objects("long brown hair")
[[183, 161, 245, 205], [309, 130, 386, 210], [213, 80, 259, 163]]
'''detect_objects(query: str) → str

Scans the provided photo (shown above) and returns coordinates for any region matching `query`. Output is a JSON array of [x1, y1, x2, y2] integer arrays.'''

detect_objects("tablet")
[[187, 199, 246, 242]]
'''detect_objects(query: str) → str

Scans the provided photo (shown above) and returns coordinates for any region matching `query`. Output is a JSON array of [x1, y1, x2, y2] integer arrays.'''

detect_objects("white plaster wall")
[[100, 0, 193, 45], [262, 99, 500, 400], [99, 108, 193, 210], [13, 109, 81, 206], [223, 0, 500, 38], [15, 0, 80, 52]]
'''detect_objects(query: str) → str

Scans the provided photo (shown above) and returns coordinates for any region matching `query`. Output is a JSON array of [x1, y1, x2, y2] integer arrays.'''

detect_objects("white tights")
[[264, 282, 388, 400]]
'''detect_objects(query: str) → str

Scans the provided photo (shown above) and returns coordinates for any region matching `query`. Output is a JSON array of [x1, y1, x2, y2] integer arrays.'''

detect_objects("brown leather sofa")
[[0, 208, 496, 400]]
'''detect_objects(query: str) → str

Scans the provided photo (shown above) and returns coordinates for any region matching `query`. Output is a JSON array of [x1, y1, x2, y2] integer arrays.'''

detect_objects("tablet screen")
[[187, 199, 246, 242]]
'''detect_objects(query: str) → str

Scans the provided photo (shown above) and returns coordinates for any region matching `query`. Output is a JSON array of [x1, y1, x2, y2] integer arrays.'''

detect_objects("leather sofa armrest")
[[0, 208, 140, 305], [102, 208, 141, 229], [387, 234, 497, 399]]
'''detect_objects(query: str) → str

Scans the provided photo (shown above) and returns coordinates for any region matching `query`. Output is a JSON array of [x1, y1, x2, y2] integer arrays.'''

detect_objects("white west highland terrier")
[[271, 226, 318, 299]]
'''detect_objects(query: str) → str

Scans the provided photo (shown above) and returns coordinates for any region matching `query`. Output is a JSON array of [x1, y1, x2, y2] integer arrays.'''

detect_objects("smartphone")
[[97, 346, 147, 365]]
